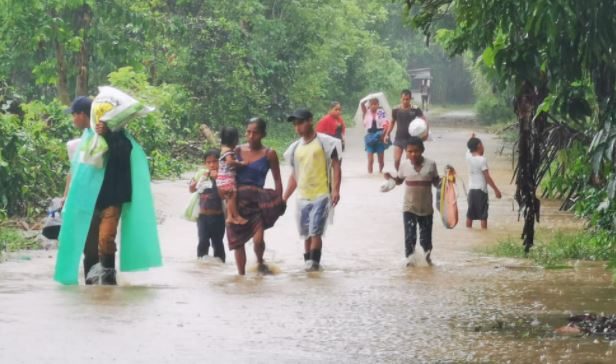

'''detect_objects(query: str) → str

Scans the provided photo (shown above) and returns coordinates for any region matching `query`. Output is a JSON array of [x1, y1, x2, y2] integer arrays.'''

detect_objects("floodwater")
[[1, 112, 615, 363]]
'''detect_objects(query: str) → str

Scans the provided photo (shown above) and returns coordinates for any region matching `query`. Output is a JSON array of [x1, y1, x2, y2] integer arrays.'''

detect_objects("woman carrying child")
[[226, 118, 286, 275]]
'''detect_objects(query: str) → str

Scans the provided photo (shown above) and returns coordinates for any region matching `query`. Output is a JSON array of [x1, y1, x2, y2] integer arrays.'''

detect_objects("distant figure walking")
[[387, 89, 424, 171], [465, 134, 502, 229], [361, 97, 390, 173], [316, 101, 346, 151]]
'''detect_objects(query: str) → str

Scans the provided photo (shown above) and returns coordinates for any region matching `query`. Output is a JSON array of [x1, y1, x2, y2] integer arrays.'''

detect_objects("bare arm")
[[225, 153, 246, 168], [331, 157, 341, 206], [283, 173, 297, 202], [386, 110, 396, 140], [189, 178, 197, 193], [267, 149, 283, 197], [483, 170, 502, 198]]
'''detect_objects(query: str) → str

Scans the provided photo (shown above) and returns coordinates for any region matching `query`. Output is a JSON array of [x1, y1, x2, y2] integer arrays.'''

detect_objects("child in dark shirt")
[[189, 149, 226, 262]]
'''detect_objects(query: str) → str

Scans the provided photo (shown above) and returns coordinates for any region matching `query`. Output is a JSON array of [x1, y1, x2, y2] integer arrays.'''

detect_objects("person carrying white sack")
[[55, 87, 161, 286], [354, 92, 392, 173], [386, 89, 425, 171]]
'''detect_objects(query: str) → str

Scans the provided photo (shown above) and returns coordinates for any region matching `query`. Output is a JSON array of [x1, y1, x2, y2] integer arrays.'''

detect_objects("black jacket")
[[96, 130, 133, 209]]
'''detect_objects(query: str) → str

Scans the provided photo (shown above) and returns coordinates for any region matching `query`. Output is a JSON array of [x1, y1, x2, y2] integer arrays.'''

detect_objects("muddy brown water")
[[1, 112, 615, 363]]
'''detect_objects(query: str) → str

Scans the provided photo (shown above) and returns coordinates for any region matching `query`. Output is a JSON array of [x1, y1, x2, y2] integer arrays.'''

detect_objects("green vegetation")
[[0, 227, 40, 255], [487, 231, 616, 275], [403, 0, 616, 252], [0, 1, 473, 220]]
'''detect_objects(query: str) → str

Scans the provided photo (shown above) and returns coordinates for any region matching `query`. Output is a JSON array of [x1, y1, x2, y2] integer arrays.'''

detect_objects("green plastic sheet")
[[54, 129, 162, 285]]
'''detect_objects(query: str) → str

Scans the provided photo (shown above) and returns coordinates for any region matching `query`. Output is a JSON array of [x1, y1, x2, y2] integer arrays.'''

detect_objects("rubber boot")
[[100, 254, 117, 285]]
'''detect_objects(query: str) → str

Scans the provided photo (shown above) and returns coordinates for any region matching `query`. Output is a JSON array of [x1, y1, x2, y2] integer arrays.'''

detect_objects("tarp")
[[353, 92, 392, 127], [54, 129, 162, 285]]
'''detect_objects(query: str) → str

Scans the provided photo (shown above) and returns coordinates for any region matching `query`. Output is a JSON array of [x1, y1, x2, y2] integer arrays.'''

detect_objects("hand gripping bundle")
[[81, 86, 154, 168]]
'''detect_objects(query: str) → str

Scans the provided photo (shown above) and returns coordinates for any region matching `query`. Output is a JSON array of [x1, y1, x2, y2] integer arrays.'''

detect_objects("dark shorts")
[[467, 189, 489, 220], [393, 137, 410, 149]]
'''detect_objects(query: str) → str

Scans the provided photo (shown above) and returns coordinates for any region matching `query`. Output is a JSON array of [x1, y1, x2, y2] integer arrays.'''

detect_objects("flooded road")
[[1, 112, 615, 363]]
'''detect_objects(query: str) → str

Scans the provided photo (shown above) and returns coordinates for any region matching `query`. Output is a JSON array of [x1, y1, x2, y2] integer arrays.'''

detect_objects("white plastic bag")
[[353, 91, 392, 126], [380, 178, 396, 193], [408, 117, 429, 140], [81, 86, 153, 168]]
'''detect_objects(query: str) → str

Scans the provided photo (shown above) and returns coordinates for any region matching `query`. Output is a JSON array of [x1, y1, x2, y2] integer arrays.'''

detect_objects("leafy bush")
[[0, 100, 74, 216], [541, 143, 616, 233], [475, 94, 514, 124], [0, 227, 39, 254]]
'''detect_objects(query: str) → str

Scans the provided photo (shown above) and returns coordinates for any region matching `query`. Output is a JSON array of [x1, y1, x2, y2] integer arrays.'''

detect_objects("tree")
[[401, 0, 616, 249]]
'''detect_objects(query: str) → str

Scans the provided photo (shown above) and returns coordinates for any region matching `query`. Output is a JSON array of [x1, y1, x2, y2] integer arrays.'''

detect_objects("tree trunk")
[[54, 39, 71, 105], [74, 4, 92, 97], [514, 81, 541, 253], [50, 8, 70, 105]]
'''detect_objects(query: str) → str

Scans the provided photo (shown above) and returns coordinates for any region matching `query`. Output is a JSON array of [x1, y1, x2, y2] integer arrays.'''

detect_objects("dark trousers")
[[197, 214, 226, 262], [403, 212, 433, 257]]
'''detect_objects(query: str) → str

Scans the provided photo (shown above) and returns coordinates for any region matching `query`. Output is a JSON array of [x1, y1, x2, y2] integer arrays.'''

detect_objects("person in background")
[[465, 134, 502, 229], [361, 97, 390, 173], [316, 101, 346, 151], [386, 89, 424, 171]]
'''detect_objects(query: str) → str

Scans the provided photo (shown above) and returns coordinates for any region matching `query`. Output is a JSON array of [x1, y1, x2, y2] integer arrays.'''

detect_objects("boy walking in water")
[[283, 109, 342, 272], [466, 134, 502, 229], [384, 137, 439, 265]]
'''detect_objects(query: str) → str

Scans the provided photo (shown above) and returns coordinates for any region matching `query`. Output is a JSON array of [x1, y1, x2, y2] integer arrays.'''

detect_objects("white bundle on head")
[[353, 91, 392, 126], [408, 117, 428, 140]]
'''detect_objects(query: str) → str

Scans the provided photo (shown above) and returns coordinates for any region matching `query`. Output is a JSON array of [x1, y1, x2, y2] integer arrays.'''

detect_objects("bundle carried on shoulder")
[[81, 86, 154, 168]]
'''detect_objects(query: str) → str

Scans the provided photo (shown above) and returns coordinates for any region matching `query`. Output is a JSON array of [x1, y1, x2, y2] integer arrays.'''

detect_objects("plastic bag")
[[42, 197, 63, 239], [380, 178, 396, 193], [183, 192, 201, 222], [353, 91, 392, 126], [81, 86, 153, 168], [94, 86, 154, 131], [408, 117, 429, 140]]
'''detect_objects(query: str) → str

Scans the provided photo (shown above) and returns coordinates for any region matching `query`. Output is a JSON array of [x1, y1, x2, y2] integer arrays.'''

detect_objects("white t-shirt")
[[466, 151, 488, 192]]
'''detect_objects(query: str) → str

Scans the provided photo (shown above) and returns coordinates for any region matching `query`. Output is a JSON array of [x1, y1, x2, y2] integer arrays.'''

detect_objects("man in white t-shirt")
[[466, 134, 502, 229]]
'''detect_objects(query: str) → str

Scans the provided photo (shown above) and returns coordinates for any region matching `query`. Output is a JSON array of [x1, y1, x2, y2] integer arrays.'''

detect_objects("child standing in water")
[[384, 136, 440, 266], [465, 134, 502, 229], [189, 149, 226, 262], [217, 127, 248, 225]]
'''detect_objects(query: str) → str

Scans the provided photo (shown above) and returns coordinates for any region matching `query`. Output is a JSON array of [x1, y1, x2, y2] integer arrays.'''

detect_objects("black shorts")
[[467, 189, 489, 220]]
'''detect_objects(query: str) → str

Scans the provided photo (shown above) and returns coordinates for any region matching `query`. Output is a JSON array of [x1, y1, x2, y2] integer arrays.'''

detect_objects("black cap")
[[68, 96, 92, 115], [286, 108, 313, 122]]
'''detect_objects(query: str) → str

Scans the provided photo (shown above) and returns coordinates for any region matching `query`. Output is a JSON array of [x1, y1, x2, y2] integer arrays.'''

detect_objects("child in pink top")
[[217, 127, 248, 225]]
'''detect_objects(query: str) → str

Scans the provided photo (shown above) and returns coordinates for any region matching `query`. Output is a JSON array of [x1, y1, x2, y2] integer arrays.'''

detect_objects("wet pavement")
[[1, 112, 615, 363]]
